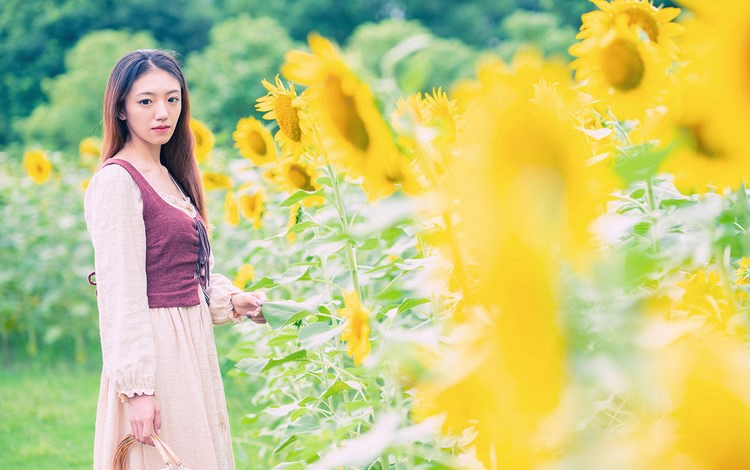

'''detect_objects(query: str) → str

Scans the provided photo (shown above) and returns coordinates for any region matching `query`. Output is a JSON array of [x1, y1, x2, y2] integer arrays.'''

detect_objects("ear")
[[118, 111, 126, 121]]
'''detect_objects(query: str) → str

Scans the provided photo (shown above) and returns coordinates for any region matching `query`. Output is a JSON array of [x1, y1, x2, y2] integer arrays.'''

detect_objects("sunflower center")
[[289, 164, 314, 190], [247, 131, 267, 156], [601, 38, 645, 91], [244, 195, 257, 213], [275, 95, 303, 143], [625, 8, 659, 43], [324, 74, 370, 151], [685, 123, 723, 159]]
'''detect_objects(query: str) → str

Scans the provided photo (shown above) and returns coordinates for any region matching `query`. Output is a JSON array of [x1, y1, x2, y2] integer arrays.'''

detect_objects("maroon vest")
[[98, 159, 211, 308]]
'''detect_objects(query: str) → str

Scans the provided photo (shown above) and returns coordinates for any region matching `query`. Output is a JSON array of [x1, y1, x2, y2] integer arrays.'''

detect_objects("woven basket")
[[113, 434, 191, 470]]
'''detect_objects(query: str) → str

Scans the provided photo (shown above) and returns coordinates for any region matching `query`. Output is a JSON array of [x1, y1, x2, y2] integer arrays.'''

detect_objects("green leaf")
[[358, 237, 380, 251], [614, 143, 671, 185], [272, 266, 310, 285], [343, 400, 371, 413], [247, 277, 277, 291], [274, 435, 298, 455], [261, 350, 309, 372], [266, 333, 298, 347], [288, 220, 319, 234], [235, 358, 268, 375], [322, 380, 353, 399], [279, 188, 325, 207], [397, 297, 431, 315], [262, 298, 319, 330], [298, 322, 344, 350]]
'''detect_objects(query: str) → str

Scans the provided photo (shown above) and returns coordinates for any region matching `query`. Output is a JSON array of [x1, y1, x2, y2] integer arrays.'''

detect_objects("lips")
[[152, 125, 170, 131]]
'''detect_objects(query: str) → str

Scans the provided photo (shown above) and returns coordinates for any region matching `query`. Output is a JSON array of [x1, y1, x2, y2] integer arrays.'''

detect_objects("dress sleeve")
[[84, 165, 156, 402], [206, 251, 243, 326]]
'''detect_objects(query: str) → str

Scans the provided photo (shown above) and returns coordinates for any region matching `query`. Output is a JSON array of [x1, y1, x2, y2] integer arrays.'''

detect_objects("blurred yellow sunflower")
[[272, 157, 323, 206], [23, 150, 52, 184], [190, 118, 214, 164], [668, 1, 750, 167], [238, 187, 265, 229], [736, 258, 750, 286], [286, 203, 301, 243], [635, 56, 748, 193], [233, 263, 256, 289], [256, 75, 311, 158], [224, 190, 239, 226], [233, 116, 277, 166], [578, 0, 682, 59], [570, 17, 672, 119], [79, 137, 101, 162], [202, 172, 233, 191], [339, 290, 371, 366], [282, 33, 418, 199], [423, 87, 462, 145]]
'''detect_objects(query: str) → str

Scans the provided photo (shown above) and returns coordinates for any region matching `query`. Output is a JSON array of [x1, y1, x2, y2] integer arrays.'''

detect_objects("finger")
[[154, 407, 162, 435]]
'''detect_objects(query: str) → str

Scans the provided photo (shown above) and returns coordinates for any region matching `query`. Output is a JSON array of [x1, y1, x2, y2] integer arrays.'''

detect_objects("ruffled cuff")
[[117, 387, 156, 404], [113, 375, 156, 403], [208, 273, 243, 325]]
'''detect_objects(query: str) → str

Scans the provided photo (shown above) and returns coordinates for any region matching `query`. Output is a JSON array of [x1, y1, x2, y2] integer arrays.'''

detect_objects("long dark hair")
[[101, 49, 207, 223]]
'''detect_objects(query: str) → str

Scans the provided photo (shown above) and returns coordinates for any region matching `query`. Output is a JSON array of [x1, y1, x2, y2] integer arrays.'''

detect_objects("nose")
[[155, 100, 169, 120]]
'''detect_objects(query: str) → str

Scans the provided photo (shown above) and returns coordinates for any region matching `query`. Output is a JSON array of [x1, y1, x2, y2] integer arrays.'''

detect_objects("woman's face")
[[120, 68, 182, 148]]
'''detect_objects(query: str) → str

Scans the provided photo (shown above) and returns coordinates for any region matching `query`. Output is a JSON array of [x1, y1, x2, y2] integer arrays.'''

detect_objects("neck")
[[120, 139, 163, 169]]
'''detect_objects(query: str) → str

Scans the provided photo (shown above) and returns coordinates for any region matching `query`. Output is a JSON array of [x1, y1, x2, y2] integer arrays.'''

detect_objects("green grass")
[[0, 362, 100, 468], [0, 358, 256, 469]]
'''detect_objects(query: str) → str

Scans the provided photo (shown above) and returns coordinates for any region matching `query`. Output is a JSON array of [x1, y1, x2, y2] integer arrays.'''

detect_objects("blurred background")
[[2, 0, 696, 469]]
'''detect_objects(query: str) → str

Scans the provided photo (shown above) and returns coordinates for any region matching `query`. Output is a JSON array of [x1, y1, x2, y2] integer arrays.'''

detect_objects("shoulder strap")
[[101, 158, 159, 201]]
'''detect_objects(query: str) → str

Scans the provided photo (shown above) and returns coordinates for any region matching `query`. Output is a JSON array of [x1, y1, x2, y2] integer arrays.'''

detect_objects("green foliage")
[[0, 0, 215, 146], [0, 151, 98, 363], [15, 30, 157, 153], [185, 15, 296, 141], [347, 19, 478, 96], [495, 9, 578, 60]]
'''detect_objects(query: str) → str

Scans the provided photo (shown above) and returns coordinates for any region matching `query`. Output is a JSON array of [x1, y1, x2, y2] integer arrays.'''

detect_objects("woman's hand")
[[128, 394, 160, 445], [231, 291, 268, 324]]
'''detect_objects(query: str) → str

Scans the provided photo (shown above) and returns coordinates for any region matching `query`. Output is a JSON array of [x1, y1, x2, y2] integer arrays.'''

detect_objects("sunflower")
[[272, 157, 323, 206], [578, 0, 683, 59], [339, 290, 371, 366], [422, 87, 462, 146], [79, 137, 101, 162], [282, 33, 418, 199], [190, 118, 214, 164], [256, 75, 311, 158], [233, 116, 278, 166], [202, 172, 233, 191], [224, 190, 239, 226], [570, 18, 673, 119], [233, 263, 256, 289], [238, 187, 265, 229], [736, 258, 750, 286], [667, 1, 750, 169], [635, 51, 750, 193], [23, 150, 52, 184]]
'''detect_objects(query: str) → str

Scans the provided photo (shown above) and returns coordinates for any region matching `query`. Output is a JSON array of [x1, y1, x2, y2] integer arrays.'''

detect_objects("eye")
[[138, 99, 152, 105], [168, 96, 181, 103]]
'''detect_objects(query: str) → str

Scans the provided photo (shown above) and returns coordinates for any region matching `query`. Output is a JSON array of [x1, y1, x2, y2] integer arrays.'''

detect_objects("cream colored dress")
[[84, 164, 243, 470]]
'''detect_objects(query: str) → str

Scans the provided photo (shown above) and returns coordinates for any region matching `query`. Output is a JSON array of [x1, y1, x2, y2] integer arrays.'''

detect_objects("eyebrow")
[[135, 89, 181, 96]]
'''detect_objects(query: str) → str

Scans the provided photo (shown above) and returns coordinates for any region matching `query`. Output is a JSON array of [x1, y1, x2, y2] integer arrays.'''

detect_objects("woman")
[[84, 49, 266, 470]]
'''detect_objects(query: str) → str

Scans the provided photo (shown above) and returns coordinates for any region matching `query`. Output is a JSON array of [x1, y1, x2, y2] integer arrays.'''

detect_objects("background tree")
[[185, 15, 296, 141], [346, 19, 478, 97], [0, 0, 215, 146], [16, 30, 157, 152]]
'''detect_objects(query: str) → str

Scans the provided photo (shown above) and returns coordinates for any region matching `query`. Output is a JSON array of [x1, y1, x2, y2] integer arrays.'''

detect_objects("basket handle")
[[113, 434, 177, 470]]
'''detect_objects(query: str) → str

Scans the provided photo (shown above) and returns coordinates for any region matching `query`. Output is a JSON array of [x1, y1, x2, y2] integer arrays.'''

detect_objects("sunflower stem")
[[644, 176, 661, 252]]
